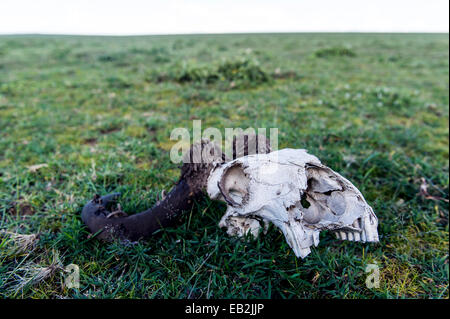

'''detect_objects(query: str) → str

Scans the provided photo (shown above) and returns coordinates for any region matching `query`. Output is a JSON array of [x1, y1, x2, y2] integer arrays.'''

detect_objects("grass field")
[[0, 33, 448, 298]]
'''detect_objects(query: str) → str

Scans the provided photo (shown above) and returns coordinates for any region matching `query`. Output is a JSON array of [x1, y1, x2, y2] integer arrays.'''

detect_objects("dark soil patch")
[[8, 202, 35, 216], [83, 137, 98, 145]]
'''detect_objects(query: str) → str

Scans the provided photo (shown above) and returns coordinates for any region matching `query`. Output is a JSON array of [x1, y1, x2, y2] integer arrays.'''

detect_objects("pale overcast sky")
[[0, 0, 448, 35]]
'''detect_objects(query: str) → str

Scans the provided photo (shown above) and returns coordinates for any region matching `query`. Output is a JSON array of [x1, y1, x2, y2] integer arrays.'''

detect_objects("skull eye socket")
[[218, 163, 250, 207]]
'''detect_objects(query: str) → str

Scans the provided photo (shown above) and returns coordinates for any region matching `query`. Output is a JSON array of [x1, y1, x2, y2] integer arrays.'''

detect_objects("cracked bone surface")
[[207, 148, 379, 258]]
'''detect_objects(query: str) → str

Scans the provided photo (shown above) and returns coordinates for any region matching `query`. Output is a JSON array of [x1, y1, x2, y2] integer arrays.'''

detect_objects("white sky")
[[0, 0, 448, 35]]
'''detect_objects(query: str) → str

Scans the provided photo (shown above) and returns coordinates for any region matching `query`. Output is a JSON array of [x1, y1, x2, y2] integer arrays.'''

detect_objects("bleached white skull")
[[207, 148, 379, 258]]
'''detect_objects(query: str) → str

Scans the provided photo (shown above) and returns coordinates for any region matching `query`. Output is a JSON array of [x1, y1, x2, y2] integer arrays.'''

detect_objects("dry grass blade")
[[0, 230, 39, 253], [7, 250, 63, 295]]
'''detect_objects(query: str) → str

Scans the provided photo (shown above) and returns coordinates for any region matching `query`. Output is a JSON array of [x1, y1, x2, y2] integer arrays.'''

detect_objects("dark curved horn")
[[81, 140, 224, 241], [81, 134, 271, 242], [81, 180, 200, 241]]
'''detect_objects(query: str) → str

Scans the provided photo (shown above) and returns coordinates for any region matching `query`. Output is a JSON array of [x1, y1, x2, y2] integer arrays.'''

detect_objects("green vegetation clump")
[[217, 58, 270, 84], [172, 58, 270, 88], [0, 33, 448, 299], [315, 46, 356, 58], [176, 64, 218, 83]]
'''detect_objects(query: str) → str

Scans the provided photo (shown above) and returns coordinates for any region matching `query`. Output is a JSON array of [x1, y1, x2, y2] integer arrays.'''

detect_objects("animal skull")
[[207, 148, 379, 258]]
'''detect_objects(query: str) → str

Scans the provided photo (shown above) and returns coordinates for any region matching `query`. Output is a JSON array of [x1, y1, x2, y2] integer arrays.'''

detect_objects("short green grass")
[[0, 33, 448, 298]]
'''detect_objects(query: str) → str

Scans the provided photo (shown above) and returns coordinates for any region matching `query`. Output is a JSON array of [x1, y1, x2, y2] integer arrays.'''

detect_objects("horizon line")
[[0, 31, 449, 37]]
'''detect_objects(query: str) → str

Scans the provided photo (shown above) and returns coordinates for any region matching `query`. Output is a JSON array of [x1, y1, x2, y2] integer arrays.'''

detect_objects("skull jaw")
[[333, 208, 379, 243], [219, 204, 379, 259], [218, 215, 265, 238]]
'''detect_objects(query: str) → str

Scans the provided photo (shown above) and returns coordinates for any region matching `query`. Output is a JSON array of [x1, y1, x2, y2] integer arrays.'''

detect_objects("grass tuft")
[[314, 46, 357, 58]]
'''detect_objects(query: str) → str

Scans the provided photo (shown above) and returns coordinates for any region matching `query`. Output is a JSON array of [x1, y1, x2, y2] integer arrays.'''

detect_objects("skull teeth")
[[347, 232, 354, 241], [333, 217, 369, 242], [334, 230, 364, 242]]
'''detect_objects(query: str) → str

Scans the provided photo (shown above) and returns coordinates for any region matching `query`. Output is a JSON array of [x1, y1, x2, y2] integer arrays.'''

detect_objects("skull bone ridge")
[[207, 148, 379, 258]]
